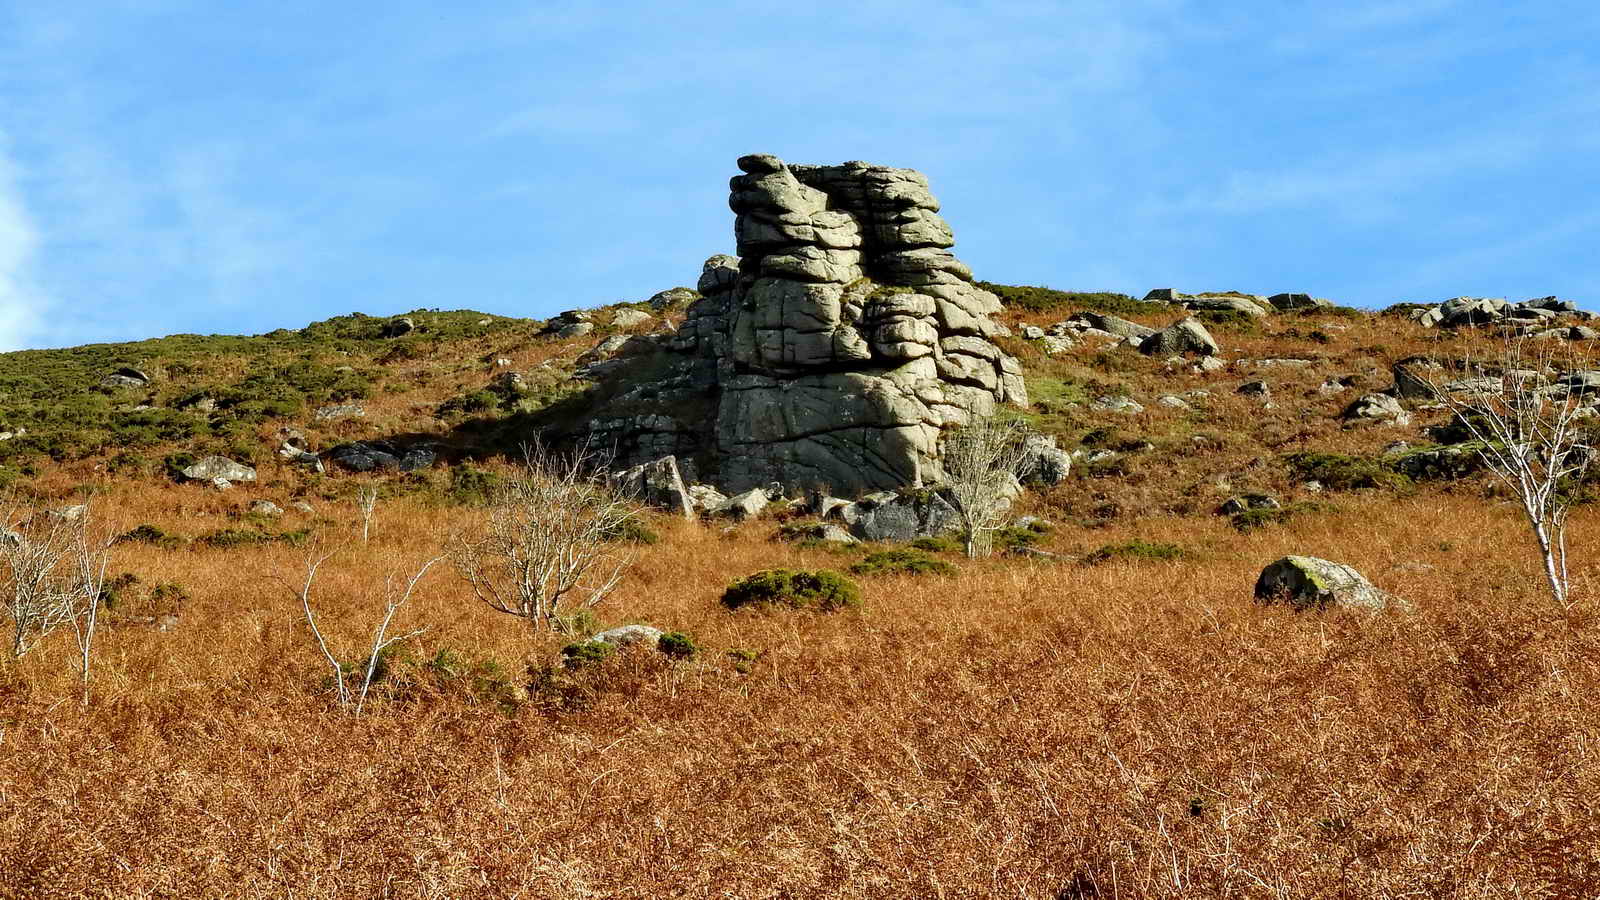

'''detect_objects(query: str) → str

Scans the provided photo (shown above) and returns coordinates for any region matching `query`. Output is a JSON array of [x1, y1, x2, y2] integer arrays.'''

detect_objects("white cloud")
[[0, 134, 45, 350]]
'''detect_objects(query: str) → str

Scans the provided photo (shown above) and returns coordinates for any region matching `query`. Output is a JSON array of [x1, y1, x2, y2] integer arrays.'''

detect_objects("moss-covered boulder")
[[1254, 556, 1401, 612]]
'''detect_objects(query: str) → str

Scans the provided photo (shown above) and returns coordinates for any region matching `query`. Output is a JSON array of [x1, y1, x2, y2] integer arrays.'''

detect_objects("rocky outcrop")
[[1139, 318, 1219, 357], [1411, 296, 1592, 333], [575, 155, 1027, 495]]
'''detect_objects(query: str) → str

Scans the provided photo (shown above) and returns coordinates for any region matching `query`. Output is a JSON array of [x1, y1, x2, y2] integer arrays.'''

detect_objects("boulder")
[[1268, 293, 1332, 311], [1143, 288, 1179, 303], [840, 489, 963, 542], [1066, 312, 1155, 340], [1139, 317, 1219, 357], [182, 456, 257, 483], [380, 317, 415, 338], [1185, 295, 1270, 317], [279, 445, 325, 472], [1254, 556, 1399, 611], [686, 484, 729, 513], [328, 441, 436, 473], [1390, 363, 1438, 400], [648, 286, 701, 311], [611, 308, 654, 328], [783, 522, 858, 545], [1438, 297, 1508, 328], [1237, 380, 1270, 397], [1090, 395, 1144, 414], [556, 321, 595, 340], [100, 367, 151, 388], [611, 456, 694, 519]]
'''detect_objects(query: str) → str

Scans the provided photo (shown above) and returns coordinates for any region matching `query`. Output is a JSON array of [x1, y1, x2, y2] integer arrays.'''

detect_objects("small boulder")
[[1219, 494, 1280, 516], [1255, 556, 1399, 612], [1090, 395, 1144, 414], [1237, 380, 1271, 398], [648, 286, 700, 311], [841, 490, 962, 542], [686, 484, 729, 513], [100, 367, 151, 388], [714, 488, 771, 521], [182, 456, 257, 483], [1017, 434, 1072, 486], [1268, 292, 1332, 311], [249, 500, 284, 518], [589, 624, 665, 649], [556, 321, 595, 340]]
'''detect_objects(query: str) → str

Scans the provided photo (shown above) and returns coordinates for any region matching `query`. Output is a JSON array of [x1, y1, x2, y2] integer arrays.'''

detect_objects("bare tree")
[[288, 549, 440, 716], [0, 501, 112, 704], [1428, 335, 1595, 609], [941, 415, 1031, 558], [354, 485, 379, 544], [449, 440, 637, 632]]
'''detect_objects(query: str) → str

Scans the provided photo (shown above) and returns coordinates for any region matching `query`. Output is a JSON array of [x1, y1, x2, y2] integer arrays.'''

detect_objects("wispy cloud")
[[0, 133, 45, 351]]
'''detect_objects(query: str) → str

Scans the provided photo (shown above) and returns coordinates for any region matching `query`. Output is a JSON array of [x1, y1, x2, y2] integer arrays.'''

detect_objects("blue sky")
[[0, 1, 1596, 350]]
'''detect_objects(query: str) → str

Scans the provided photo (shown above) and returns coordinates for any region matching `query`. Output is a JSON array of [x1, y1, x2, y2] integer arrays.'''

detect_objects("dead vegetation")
[[0, 303, 1598, 896]]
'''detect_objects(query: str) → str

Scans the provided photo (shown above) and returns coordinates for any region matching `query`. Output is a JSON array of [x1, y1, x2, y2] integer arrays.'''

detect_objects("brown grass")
[[2, 477, 1598, 897]]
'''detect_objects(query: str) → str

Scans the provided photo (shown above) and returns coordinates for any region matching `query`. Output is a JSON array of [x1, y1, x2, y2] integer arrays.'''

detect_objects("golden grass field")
[[2, 305, 1599, 897]]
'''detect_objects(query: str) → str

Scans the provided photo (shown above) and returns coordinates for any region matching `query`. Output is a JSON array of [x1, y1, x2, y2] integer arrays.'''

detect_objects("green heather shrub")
[[1195, 309, 1261, 334], [656, 631, 698, 659], [446, 465, 503, 506], [1284, 451, 1412, 492], [848, 549, 957, 577], [560, 640, 615, 668], [976, 282, 1164, 317], [602, 516, 660, 545], [726, 648, 761, 674], [909, 535, 962, 553], [1083, 540, 1184, 564], [197, 527, 311, 549], [721, 568, 861, 611], [116, 523, 185, 550], [1230, 501, 1335, 533]]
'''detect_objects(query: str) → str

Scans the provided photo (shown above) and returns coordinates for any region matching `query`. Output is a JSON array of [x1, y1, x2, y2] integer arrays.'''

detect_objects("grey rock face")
[[1255, 556, 1399, 611], [611, 456, 694, 519], [574, 156, 1027, 495], [1140, 318, 1219, 357], [182, 456, 257, 483]]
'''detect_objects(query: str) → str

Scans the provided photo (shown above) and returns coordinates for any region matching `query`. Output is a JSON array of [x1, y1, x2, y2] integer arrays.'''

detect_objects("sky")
[[0, 1, 1596, 351]]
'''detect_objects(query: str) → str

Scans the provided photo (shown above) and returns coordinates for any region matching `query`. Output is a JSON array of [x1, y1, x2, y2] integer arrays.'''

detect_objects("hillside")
[[1, 286, 1598, 897]]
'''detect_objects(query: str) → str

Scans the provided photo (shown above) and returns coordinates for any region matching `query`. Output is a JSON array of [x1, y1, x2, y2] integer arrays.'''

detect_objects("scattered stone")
[[1219, 494, 1280, 515], [1255, 556, 1400, 612], [209, 477, 233, 491], [1039, 335, 1074, 355], [494, 357, 513, 367], [182, 456, 257, 483], [785, 522, 858, 545], [1021, 324, 1046, 340], [1237, 380, 1270, 398], [589, 624, 664, 649], [1342, 393, 1410, 426], [291, 500, 315, 514], [1064, 312, 1155, 340], [1193, 355, 1226, 374], [1091, 395, 1144, 414], [1157, 394, 1191, 410], [249, 500, 284, 518], [313, 403, 365, 422]]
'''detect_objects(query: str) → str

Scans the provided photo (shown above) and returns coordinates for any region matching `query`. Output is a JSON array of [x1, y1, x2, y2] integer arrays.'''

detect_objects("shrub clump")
[[656, 631, 698, 659], [909, 535, 962, 553], [559, 640, 615, 668], [848, 549, 957, 577], [721, 568, 861, 611], [1284, 451, 1412, 492], [976, 282, 1163, 317], [116, 523, 185, 550], [1230, 501, 1335, 533], [1084, 540, 1185, 564]]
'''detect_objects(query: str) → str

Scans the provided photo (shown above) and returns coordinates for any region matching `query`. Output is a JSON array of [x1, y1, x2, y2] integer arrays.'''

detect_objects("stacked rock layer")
[[582, 155, 1027, 495]]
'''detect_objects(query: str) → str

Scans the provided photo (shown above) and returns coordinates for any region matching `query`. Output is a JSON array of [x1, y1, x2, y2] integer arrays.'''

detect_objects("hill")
[[1, 284, 1597, 896]]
